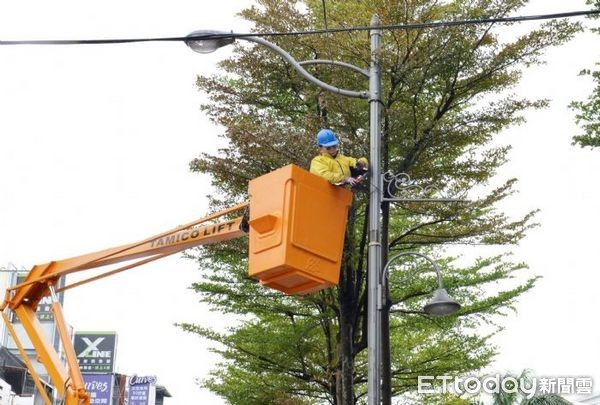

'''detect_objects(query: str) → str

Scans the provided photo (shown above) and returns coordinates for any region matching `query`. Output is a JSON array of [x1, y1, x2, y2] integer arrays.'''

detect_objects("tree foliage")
[[179, 1, 579, 403], [570, 0, 600, 148]]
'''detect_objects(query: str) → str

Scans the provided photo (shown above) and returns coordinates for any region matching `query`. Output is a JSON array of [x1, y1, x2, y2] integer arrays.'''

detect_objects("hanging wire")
[[319, 0, 333, 128], [0, 9, 597, 46], [321, 0, 334, 62]]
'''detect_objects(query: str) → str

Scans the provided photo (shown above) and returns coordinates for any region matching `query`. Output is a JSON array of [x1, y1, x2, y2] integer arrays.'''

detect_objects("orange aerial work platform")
[[1, 164, 352, 405], [248, 164, 353, 295]]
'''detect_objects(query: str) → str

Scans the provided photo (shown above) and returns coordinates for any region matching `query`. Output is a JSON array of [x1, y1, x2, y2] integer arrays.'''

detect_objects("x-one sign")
[[74, 332, 117, 374]]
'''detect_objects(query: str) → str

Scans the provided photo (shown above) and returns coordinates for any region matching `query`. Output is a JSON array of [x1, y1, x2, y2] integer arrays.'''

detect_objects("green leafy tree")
[[570, 0, 600, 148], [178, 1, 579, 403]]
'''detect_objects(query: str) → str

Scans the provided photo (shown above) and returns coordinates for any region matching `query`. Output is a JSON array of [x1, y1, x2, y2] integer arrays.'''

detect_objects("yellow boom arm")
[[1, 202, 248, 405]]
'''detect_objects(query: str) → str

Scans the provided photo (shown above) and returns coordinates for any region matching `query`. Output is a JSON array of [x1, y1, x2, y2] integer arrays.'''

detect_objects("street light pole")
[[366, 14, 382, 405]]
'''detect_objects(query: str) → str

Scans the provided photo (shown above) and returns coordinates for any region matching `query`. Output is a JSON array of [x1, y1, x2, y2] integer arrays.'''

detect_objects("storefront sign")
[[127, 375, 156, 405], [83, 374, 113, 405], [75, 331, 117, 373]]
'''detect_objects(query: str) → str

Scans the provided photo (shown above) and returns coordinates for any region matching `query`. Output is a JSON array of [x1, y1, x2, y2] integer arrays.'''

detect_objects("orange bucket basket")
[[248, 165, 353, 295]]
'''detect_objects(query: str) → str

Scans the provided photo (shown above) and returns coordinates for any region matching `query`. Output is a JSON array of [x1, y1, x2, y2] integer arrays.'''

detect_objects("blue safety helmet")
[[316, 128, 339, 147]]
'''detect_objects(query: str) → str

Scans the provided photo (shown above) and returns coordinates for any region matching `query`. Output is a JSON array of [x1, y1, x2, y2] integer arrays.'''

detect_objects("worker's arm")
[[310, 156, 346, 184], [345, 156, 368, 170]]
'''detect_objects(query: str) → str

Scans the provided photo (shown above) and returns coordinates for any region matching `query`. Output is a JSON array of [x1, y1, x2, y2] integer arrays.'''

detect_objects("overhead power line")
[[0, 9, 598, 46]]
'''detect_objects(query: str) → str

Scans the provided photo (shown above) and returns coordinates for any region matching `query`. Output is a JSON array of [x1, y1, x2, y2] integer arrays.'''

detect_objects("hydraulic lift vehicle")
[[1, 165, 353, 405]]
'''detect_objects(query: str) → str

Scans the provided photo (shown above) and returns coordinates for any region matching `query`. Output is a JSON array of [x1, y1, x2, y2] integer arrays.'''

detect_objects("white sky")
[[0, 0, 598, 404]]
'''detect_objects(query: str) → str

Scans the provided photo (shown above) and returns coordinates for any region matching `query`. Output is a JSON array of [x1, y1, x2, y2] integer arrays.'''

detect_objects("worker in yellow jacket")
[[310, 128, 368, 187]]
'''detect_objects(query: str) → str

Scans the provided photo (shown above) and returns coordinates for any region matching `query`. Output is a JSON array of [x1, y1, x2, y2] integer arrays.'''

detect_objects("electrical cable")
[[321, 0, 334, 62], [319, 0, 333, 128], [0, 9, 597, 46]]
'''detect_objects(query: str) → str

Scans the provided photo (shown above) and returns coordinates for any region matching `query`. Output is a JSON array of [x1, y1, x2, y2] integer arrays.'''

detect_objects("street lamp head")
[[185, 30, 235, 54], [423, 288, 461, 316]]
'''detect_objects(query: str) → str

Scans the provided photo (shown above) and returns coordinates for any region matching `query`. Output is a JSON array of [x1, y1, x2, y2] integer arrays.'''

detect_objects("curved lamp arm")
[[298, 59, 370, 78], [379, 251, 460, 316], [185, 31, 369, 99], [381, 251, 444, 290]]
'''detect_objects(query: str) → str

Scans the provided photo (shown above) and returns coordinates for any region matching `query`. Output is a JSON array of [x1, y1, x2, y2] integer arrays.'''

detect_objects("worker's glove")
[[344, 177, 358, 186], [351, 165, 368, 178]]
